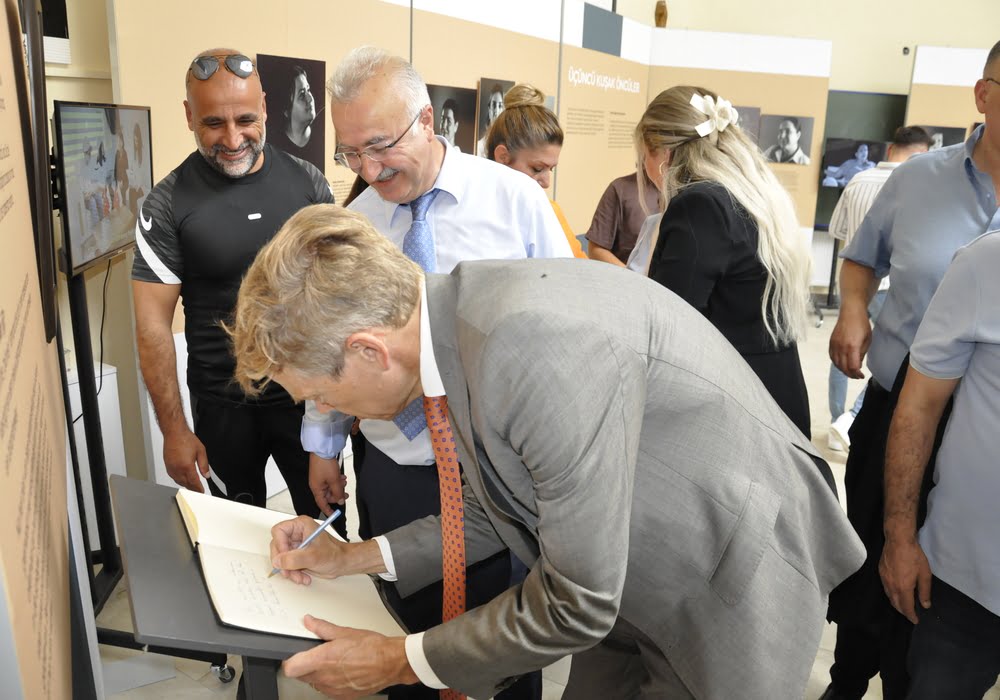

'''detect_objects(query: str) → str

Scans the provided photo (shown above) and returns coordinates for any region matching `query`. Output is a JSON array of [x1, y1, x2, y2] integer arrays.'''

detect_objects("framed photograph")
[[820, 138, 887, 188], [759, 114, 815, 165], [733, 105, 761, 143], [918, 125, 966, 151], [427, 84, 478, 155], [475, 77, 515, 157], [257, 54, 325, 172]]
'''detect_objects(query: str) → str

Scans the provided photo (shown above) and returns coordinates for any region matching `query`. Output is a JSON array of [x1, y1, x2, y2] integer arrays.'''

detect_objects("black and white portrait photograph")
[[760, 114, 815, 165], [919, 125, 966, 151], [476, 77, 515, 157], [257, 53, 325, 172], [734, 105, 761, 143], [820, 138, 887, 187], [427, 84, 478, 155]]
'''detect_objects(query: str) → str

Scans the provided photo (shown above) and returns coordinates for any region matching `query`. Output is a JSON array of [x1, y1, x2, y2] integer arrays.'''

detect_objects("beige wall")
[[907, 84, 983, 134], [557, 47, 649, 234], [648, 66, 828, 227], [618, 0, 1000, 94]]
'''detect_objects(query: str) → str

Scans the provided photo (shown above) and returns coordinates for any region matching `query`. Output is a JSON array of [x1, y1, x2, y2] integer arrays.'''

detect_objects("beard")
[[196, 126, 266, 178]]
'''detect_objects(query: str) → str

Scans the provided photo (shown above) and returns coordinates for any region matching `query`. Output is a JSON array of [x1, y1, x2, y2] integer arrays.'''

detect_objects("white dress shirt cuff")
[[373, 535, 398, 581], [405, 632, 447, 689], [300, 404, 352, 459]]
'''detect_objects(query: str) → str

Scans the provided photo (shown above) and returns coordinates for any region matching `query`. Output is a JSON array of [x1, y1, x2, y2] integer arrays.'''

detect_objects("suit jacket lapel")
[[425, 275, 487, 502], [425, 274, 525, 524]]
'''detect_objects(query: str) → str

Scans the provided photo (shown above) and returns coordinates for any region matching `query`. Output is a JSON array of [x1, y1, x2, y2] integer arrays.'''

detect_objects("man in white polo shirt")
[[880, 229, 1000, 698]]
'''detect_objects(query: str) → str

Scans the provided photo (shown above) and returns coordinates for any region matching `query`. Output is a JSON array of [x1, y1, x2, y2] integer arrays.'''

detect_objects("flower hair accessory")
[[689, 93, 738, 138]]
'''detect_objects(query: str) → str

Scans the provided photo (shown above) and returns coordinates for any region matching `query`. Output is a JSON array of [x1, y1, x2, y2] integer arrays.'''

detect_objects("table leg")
[[241, 656, 280, 700]]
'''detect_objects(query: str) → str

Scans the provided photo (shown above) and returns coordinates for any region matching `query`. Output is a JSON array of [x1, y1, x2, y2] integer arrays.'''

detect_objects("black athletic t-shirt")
[[131, 144, 334, 406]]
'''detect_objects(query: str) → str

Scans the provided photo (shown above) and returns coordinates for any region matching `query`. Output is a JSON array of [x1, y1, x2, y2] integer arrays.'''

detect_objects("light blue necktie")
[[394, 188, 440, 441], [401, 188, 440, 273]]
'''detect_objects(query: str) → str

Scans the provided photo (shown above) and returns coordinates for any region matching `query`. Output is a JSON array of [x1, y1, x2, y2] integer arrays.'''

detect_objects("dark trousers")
[[827, 358, 952, 700], [907, 577, 1000, 699], [356, 440, 542, 700], [191, 396, 345, 533]]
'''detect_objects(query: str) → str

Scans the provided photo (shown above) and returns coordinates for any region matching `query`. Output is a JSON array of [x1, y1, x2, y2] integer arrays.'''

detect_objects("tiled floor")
[[96, 308, 999, 698]]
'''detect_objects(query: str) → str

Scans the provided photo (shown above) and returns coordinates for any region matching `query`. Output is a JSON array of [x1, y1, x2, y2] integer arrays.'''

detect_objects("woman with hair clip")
[[636, 86, 813, 436], [486, 84, 587, 258]]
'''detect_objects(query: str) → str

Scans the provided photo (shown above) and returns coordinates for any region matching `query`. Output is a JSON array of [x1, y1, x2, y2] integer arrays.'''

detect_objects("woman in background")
[[485, 85, 587, 258], [636, 86, 813, 436]]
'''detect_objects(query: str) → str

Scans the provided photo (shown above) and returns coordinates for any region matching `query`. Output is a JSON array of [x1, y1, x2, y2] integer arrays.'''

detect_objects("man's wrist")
[[347, 539, 389, 575], [388, 636, 421, 686], [160, 420, 192, 439], [839, 296, 871, 319], [883, 514, 918, 543]]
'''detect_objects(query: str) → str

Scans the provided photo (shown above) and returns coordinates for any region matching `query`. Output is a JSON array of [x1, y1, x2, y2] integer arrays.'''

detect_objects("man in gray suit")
[[229, 204, 865, 699]]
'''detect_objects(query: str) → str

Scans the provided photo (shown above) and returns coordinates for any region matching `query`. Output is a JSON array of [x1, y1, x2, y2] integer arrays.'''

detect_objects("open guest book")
[[175, 489, 404, 640]]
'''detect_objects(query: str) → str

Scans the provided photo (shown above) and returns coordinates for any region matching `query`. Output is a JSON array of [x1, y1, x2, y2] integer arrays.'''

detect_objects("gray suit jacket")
[[384, 259, 864, 699]]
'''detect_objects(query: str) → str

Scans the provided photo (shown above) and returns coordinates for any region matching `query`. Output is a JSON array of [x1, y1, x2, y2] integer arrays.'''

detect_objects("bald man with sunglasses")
[[131, 48, 338, 527]]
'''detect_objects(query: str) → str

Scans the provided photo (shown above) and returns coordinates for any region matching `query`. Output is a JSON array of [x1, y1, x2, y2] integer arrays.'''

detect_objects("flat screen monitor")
[[53, 101, 152, 276]]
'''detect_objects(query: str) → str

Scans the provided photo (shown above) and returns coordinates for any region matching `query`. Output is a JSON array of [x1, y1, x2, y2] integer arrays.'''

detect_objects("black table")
[[109, 475, 319, 700]]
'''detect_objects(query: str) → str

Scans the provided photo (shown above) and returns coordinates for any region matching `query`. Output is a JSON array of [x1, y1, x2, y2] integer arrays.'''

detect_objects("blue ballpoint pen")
[[267, 507, 342, 578]]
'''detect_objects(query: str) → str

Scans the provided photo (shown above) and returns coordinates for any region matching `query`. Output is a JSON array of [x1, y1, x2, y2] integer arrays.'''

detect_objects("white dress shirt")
[[370, 280, 448, 690], [828, 161, 900, 292], [301, 138, 572, 463]]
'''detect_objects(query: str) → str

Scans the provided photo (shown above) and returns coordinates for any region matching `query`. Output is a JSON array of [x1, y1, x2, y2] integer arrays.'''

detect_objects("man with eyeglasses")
[[301, 46, 571, 700], [822, 39, 1000, 700], [131, 49, 337, 529]]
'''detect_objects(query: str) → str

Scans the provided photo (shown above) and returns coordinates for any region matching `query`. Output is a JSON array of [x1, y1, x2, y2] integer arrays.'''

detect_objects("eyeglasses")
[[986, 77, 1000, 88], [334, 110, 423, 171], [188, 54, 256, 81]]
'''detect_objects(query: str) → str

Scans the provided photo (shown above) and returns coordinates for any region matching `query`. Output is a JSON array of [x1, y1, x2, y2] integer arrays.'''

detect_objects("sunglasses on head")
[[188, 53, 256, 81]]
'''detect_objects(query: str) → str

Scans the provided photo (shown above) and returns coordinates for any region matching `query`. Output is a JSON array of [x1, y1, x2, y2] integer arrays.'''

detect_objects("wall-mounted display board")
[[412, 0, 562, 167], [1, 1, 71, 696], [555, 2, 650, 234], [647, 28, 832, 229], [905, 45, 989, 138]]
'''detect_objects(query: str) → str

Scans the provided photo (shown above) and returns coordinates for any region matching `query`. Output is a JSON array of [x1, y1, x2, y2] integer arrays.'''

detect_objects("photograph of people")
[[821, 140, 883, 187], [476, 78, 514, 157], [427, 84, 477, 154], [919, 124, 967, 151], [256, 53, 326, 172], [638, 87, 814, 437], [284, 65, 317, 147], [439, 98, 459, 146], [761, 115, 814, 164]]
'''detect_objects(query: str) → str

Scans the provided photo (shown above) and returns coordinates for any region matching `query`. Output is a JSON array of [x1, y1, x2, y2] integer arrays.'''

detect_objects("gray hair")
[[327, 46, 430, 119]]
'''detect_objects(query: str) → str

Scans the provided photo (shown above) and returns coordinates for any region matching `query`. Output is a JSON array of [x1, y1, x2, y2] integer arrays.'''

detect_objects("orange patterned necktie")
[[423, 395, 467, 700]]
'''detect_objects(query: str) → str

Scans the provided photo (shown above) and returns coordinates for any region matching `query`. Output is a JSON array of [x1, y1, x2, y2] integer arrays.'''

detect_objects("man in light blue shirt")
[[880, 230, 1000, 699], [301, 46, 570, 700], [823, 39, 1000, 700]]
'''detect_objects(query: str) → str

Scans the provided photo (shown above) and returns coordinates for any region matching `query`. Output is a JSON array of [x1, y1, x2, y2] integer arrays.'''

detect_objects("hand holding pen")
[[268, 508, 342, 579]]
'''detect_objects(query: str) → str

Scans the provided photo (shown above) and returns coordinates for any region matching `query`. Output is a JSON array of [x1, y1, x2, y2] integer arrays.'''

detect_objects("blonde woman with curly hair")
[[636, 86, 813, 436]]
